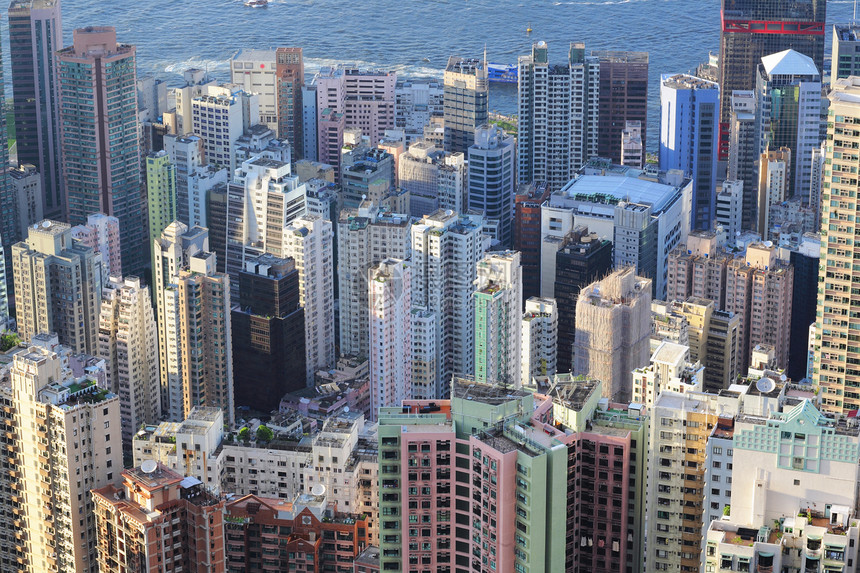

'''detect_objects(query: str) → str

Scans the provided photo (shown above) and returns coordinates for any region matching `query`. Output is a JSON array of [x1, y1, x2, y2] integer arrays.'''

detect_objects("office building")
[[9, 164, 43, 244], [6, 340, 122, 572], [666, 230, 732, 307], [98, 276, 160, 445], [57, 27, 146, 275], [368, 259, 412, 418], [395, 79, 445, 144], [12, 220, 103, 353], [660, 73, 719, 230], [726, 90, 759, 231], [521, 297, 557, 384], [787, 234, 819, 381], [232, 254, 306, 412], [474, 251, 522, 387], [832, 23, 860, 81], [718, 0, 825, 150], [541, 160, 692, 300], [715, 180, 743, 241], [675, 297, 741, 393], [513, 181, 551, 303], [754, 49, 822, 204], [726, 242, 794, 372], [69, 212, 122, 279], [230, 48, 278, 131], [593, 50, 649, 164], [341, 143, 395, 208], [517, 41, 600, 189], [8, 0, 63, 218], [276, 47, 304, 157], [337, 203, 411, 359], [222, 156, 307, 294], [550, 227, 613, 374], [410, 210, 485, 398], [191, 85, 258, 173], [468, 124, 516, 247], [756, 147, 791, 236], [283, 215, 336, 384], [146, 149, 177, 266], [574, 268, 651, 402], [443, 56, 488, 154], [153, 222, 234, 425], [301, 83, 318, 161], [233, 123, 292, 167], [650, 299, 690, 349], [398, 140, 466, 217], [621, 120, 644, 168], [631, 340, 703, 407], [92, 463, 225, 572]]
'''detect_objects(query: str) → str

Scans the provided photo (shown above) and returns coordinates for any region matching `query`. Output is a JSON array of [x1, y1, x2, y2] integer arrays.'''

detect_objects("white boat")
[[244, 0, 268, 7]]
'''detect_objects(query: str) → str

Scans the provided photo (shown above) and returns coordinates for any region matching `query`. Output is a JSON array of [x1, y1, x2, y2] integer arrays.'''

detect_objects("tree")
[[237, 427, 250, 442], [0, 333, 20, 352], [256, 425, 274, 443]]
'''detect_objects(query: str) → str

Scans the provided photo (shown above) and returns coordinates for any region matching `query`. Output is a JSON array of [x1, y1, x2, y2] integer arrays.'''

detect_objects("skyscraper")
[[69, 212, 122, 279], [474, 251, 522, 387], [660, 74, 719, 230], [8, 0, 63, 218], [832, 24, 860, 82], [813, 77, 860, 415], [727, 90, 758, 231], [443, 56, 488, 154], [574, 268, 652, 402], [513, 181, 551, 303], [276, 47, 304, 158], [398, 141, 466, 217], [467, 124, 516, 247], [520, 297, 557, 384], [98, 276, 160, 445], [232, 254, 306, 412], [592, 50, 649, 164], [12, 220, 103, 352], [146, 149, 177, 266], [517, 41, 600, 189], [718, 0, 826, 157], [57, 27, 146, 275], [754, 49, 822, 204], [231, 48, 278, 132], [368, 258, 412, 418]]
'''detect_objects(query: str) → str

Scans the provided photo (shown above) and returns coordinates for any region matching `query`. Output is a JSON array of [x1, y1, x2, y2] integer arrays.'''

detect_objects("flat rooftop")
[[558, 175, 680, 214], [453, 377, 531, 404]]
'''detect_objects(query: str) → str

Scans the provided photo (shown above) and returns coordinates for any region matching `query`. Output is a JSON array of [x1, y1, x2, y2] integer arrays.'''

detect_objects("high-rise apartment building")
[[521, 297, 557, 384], [98, 276, 159, 445], [7, 339, 122, 572], [341, 143, 395, 208], [621, 120, 644, 168], [468, 124, 516, 247], [231, 48, 278, 132], [666, 230, 732, 307], [660, 73, 719, 230], [631, 340, 703, 407], [57, 27, 146, 275], [411, 210, 485, 398], [338, 203, 412, 359], [8, 0, 63, 218], [12, 220, 103, 352], [395, 79, 445, 144], [814, 77, 860, 415], [715, 180, 743, 240], [283, 215, 336, 384], [513, 182, 550, 304], [443, 56, 488, 154], [726, 242, 794, 372], [551, 227, 613, 374], [398, 140, 466, 217], [191, 85, 258, 173], [517, 41, 600, 190], [368, 258, 412, 418], [164, 134, 205, 226], [574, 268, 652, 401], [756, 146, 791, 235], [754, 49, 821, 204], [474, 251, 522, 387], [69, 212, 122, 279], [92, 463, 225, 572], [232, 254, 306, 412], [718, 0, 825, 155], [592, 50, 649, 164], [9, 164, 44, 242], [726, 90, 759, 231], [146, 149, 177, 266], [276, 47, 304, 157], [153, 222, 234, 425]]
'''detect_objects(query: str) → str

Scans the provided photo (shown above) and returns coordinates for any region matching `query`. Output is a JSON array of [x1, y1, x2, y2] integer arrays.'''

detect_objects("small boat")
[[526, 22, 533, 34], [244, 0, 268, 7], [487, 63, 517, 84], [422, 57, 431, 63]]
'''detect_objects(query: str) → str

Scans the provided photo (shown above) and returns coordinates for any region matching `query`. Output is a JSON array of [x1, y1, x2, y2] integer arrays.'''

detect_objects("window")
[[713, 447, 722, 455], [794, 479, 800, 486]]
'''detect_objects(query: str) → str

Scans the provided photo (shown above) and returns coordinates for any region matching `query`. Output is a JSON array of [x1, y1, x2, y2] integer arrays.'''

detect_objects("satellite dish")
[[140, 460, 158, 474], [780, 374, 787, 382], [343, 406, 350, 414], [42, 221, 51, 229], [756, 377, 776, 394], [311, 484, 326, 497]]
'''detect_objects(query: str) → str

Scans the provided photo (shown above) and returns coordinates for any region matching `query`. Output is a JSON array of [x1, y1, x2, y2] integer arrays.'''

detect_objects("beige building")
[[12, 220, 103, 352], [756, 147, 791, 237], [814, 77, 860, 415], [678, 298, 741, 393], [666, 230, 731, 307], [99, 276, 160, 445], [631, 341, 703, 407], [5, 337, 122, 572]]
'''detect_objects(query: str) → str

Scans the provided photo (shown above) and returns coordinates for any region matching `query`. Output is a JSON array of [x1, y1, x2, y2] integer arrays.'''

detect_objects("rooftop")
[[761, 49, 819, 78], [547, 377, 600, 412], [558, 174, 681, 214], [661, 73, 718, 90], [452, 377, 531, 404]]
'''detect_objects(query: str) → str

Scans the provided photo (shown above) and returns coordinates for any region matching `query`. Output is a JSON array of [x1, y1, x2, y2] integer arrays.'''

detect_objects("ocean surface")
[[50, 0, 857, 147]]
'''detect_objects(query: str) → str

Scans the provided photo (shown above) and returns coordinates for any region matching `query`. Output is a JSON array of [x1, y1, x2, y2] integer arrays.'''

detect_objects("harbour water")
[[58, 0, 854, 146]]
